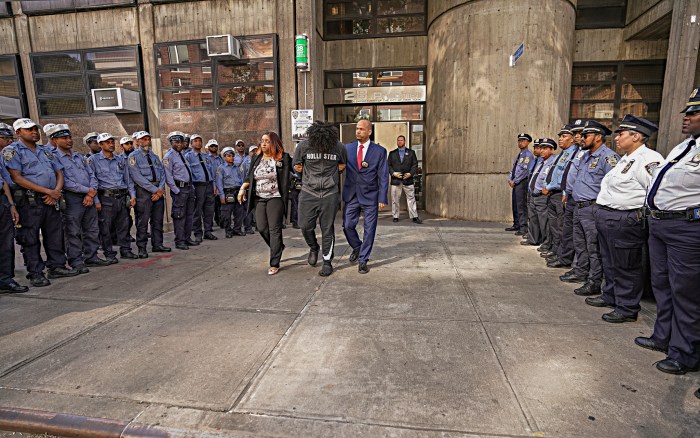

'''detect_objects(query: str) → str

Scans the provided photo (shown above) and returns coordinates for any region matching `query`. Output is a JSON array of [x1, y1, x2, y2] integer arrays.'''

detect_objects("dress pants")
[[526, 192, 541, 244], [192, 182, 215, 238], [572, 204, 601, 282], [557, 201, 576, 265], [16, 201, 66, 274], [510, 188, 519, 229], [547, 192, 564, 255], [255, 196, 285, 268], [533, 194, 550, 248], [62, 191, 100, 267], [514, 180, 528, 233], [0, 195, 16, 285], [390, 183, 418, 219], [135, 186, 164, 250], [343, 195, 378, 264], [171, 186, 195, 246], [98, 194, 131, 258]]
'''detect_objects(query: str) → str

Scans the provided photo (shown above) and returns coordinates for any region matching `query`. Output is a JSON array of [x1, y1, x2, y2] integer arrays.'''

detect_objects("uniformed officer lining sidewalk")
[[1, 215, 698, 437]]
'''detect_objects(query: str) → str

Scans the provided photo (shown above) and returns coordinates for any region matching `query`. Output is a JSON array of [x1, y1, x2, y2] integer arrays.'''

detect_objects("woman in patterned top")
[[238, 132, 291, 275]]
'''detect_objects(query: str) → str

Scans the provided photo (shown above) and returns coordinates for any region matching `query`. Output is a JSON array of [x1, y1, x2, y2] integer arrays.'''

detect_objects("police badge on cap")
[[681, 87, 700, 113]]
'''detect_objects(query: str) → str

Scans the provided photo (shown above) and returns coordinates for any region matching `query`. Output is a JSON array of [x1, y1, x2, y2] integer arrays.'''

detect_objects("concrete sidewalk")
[[0, 214, 698, 437]]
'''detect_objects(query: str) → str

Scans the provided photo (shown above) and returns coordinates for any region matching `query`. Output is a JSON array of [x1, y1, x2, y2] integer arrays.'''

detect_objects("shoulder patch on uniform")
[[216, 168, 221, 176], [589, 156, 600, 170], [518, 157, 524, 164], [524, 157, 530, 164], [576, 150, 585, 160], [163, 157, 170, 167], [129, 155, 136, 166], [645, 161, 661, 175], [2, 148, 16, 162], [604, 155, 618, 167], [621, 160, 635, 174], [689, 153, 700, 166]]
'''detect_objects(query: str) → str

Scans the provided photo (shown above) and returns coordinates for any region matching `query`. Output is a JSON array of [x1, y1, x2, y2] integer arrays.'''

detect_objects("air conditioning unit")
[[91, 88, 141, 113], [0, 96, 22, 118], [206, 35, 242, 59]]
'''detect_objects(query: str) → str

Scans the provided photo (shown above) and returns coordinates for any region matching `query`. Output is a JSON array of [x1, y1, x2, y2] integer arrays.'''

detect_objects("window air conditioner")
[[91, 88, 141, 113], [0, 96, 22, 118], [206, 35, 242, 59]]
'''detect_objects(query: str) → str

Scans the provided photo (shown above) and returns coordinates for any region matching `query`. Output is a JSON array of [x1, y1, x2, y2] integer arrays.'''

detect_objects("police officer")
[[231, 140, 251, 235], [51, 124, 111, 272], [637, 88, 700, 374], [118, 136, 136, 242], [522, 139, 543, 245], [84, 132, 101, 155], [216, 146, 244, 238], [42, 124, 57, 153], [163, 131, 197, 250], [88, 133, 137, 262], [508, 134, 533, 236], [581, 115, 663, 323], [565, 120, 620, 296], [2, 118, 78, 287], [0, 158, 27, 293], [207, 139, 224, 227], [530, 138, 558, 253], [184, 133, 216, 242], [542, 125, 576, 262], [0, 123, 14, 155], [128, 131, 170, 258]]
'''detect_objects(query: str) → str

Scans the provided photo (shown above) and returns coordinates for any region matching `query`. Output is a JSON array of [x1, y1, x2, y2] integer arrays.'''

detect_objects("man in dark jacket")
[[388, 135, 421, 223]]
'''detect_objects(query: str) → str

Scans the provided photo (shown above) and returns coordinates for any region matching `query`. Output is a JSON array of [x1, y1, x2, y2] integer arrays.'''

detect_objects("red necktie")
[[357, 144, 364, 171]]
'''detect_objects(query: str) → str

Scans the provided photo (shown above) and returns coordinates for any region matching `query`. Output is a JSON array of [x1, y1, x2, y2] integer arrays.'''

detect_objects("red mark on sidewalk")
[[115, 254, 175, 271]]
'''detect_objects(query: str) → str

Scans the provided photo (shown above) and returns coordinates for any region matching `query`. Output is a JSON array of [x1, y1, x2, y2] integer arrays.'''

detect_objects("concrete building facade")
[[0, 0, 698, 222]]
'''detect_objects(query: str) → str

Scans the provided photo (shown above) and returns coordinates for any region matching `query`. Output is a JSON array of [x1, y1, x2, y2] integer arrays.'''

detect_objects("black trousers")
[[0, 195, 16, 285], [255, 197, 285, 268], [299, 192, 339, 264], [514, 180, 528, 233], [546, 192, 564, 254], [220, 188, 246, 233], [135, 186, 165, 249], [171, 186, 195, 245], [289, 188, 300, 225], [510, 188, 519, 228], [98, 194, 131, 258], [62, 191, 100, 267], [558, 201, 576, 264], [16, 201, 66, 274], [192, 182, 215, 238]]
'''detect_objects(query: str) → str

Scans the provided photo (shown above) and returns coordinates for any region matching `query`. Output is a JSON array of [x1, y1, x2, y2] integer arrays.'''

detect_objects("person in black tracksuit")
[[293, 121, 347, 277]]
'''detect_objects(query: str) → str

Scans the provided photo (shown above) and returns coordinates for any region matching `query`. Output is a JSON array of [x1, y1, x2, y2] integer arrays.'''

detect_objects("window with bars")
[[326, 67, 425, 89], [324, 0, 426, 40], [155, 35, 277, 111], [31, 46, 142, 117], [19, 0, 135, 15], [570, 61, 665, 145], [576, 0, 628, 29], [0, 55, 27, 125]]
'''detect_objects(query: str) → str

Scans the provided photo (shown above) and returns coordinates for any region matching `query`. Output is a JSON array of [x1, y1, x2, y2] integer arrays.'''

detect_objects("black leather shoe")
[[292, 223, 300, 229], [225, 232, 233, 238], [0, 281, 29, 293], [412, 217, 423, 224], [537, 246, 551, 253], [656, 358, 700, 375], [540, 251, 556, 258], [319, 263, 333, 277], [695, 388, 699, 399], [203, 232, 218, 240], [152, 245, 171, 252], [232, 231, 246, 236], [185, 239, 200, 246], [392, 217, 399, 222], [520, 233, 529, 240], [560, 272, 588, 283], [602, 310, 637, 323], [73, 264, 90, 275], [514, 231, 525, 236], [547, 260, 571, 268], [308, 249, 318, 266], [584, 296, 614, 308], [47, 267, 80, 279], [105, 257, 119, 265], [120, 251, 138, 260], [349, 248, 360, 263], [246, 228, 256, 235], [85, 258, 111, 267], [574, 281, 601, 296], [358, 261, 370, 274], [634, 336, 668, 353], [138, 248, 149, 259], [27, 272, 50, 287], [505, 226, 518, 231], [521, 240, 537, 246], [176, 244, 189, 250]]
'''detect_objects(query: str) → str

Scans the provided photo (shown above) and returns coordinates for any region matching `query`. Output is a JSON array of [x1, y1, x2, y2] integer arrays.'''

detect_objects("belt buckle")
[[688, 207, 700, 221]]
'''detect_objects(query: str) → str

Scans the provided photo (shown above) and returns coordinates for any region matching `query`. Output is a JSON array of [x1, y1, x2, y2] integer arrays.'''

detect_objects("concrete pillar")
[[294, 0, 324, 125], [656, 0, 700, 156], [11, 3, 40, 122], [425, 0, 576, 221]]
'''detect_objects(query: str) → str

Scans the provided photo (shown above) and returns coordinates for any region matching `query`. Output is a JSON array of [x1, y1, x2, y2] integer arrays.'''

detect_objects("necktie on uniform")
[[529, 160, 544, 192], [197, 153, 210, 182], [510, 154, 519, 180], [647, 139, 696, 209], [545, 153, 564, 184], [145, 153, 158, 182], [561, 146, 579, 189], [177, 150, 193, 182], [357, 144, 364, 171]]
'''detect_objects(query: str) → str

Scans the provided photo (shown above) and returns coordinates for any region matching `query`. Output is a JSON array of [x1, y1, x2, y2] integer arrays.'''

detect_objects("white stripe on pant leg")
[[323, 234, 334, 261], [391, 185, 402, 218], [403, 184, 418, 218]]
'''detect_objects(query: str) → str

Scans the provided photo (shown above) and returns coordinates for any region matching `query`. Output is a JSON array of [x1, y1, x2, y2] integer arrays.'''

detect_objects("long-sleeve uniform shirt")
[[87, 151, 135, 199], [545, 145, 579, 192], [508, 149, 534, 184], [648, 136, 700, 211], [571, 144, 620, 202], [596, 145, 663, 210], [55, 149, 99, 202], [532, 154, 558, 194], [2, 142, 62, 189], [565, 148, 590, 200], [128, 148, 165, 193], [184, 150, 215, 184], [163, 148, 192, 195]]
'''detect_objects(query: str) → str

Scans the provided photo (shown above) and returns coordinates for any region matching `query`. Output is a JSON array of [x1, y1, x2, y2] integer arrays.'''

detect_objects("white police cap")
[[221, 147, 235, 156], [135, 131, 151, 140], [42, 123, 56, 134], [97, 133, 117, 143], [120, 136, 133, 145], [46, 124, 71, 138], [13, 118, 39, 131], [190, 134, 202, 141], [167, 131, 186, 141], [206, 139, 218, 147]]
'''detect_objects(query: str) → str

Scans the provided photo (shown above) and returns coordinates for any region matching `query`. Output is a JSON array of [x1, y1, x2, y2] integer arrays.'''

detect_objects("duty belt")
[[98, 188, 129, 198], [224, 187, 240, 195], [174, 180, 191, 188], [649, 207, 700, 221], [193, 181, 210, 187], [63, 189, 87, 196], [575, 200, 596, 208]]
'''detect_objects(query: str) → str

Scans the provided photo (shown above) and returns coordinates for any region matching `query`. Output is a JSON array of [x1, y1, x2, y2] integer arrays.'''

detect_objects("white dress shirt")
[[650, 136, 700, 211], [597, 145, 663, 210]]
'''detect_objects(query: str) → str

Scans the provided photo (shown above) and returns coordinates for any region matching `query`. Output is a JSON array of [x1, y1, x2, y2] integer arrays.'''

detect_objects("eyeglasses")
[[687, 110, 700, 117]]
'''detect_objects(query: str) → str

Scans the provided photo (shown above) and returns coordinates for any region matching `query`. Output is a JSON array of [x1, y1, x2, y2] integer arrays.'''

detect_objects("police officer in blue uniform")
[[83, 132, 101, 155], [207, 139, 224, 227], [128, 131, 170, 258], [2, 118, 78, 287], [88, 133, 137, 262], [216, 146, 244, 238], [164, 131, 197, 250], [51, 125, 111, 272], [0, 157, 27, 293], [42, 124, 57, 153], [508, 134, 533, 236], [184, 134, 217, 242], [522, 139, 543, 245], [636, 88, 700, 374], [564, 120, 620, 296], [530, 138, 558, 253]]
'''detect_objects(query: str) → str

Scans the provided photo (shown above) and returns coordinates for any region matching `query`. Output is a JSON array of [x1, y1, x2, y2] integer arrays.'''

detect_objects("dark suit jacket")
[[387, 147, 418, 186], [342, 141, 389, 205], [244, 152, 291, 215]]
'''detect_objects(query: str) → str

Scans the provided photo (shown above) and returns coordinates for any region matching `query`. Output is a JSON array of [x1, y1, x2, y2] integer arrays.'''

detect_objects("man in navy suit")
[[343, 119, 389, 274]]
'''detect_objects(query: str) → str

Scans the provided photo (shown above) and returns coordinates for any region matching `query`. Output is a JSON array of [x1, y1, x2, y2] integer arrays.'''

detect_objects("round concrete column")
[[425, 0, 576, 221]]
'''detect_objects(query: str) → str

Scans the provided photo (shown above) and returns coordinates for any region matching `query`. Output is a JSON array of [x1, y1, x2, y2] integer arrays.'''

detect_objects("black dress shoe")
[[138, 248, 149, 259], [634, 336, 668, 353], [520, 233, 529, 240], [358, 261, 370, 274], [308, 249, 319, 266], [584, 296, 614, 308], [560, 272, 588, 283], [537, 246, 551, 253], [292, 223, 300, 229], [203, 232, 218, 240], [120, 251, 138, 260], [106, 257, 119, 265], [602, 310, 637, 323], [85, 258, 111, 267], [193, 236, 203, 244], [176, 244, 190, 250], [514, 231, 525, 236], [574, 281, 601, 296], [0, 281, 29, 293], [540, 251, 556, 258], [232, 231, 246, 236], [412, 217, 423, 224], [225, 232, 233, 238], [319, 263, 333, 277], [520, 240, 537, 246], [547, 260, 571, 268], [27, 272, 50, 287], [505, 226, 519, 231], [392, 217, 399, 222], [185, 239, 200, 246], [152, 245, 171, 252], [246, 228, 255, 234], [656, 358, 700, 375], [73, 264, 90, 275], [47, 267, 80, 279], [349, 248, 360, 263]]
